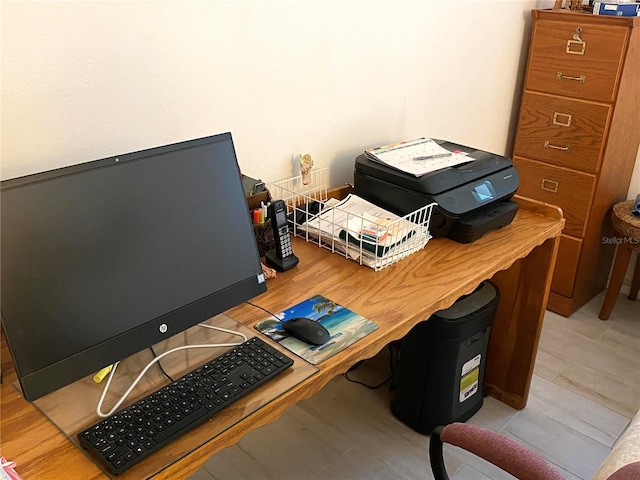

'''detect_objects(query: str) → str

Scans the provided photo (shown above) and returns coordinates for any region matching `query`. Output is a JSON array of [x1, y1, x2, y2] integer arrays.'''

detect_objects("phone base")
[[265, 250, 299, 271]]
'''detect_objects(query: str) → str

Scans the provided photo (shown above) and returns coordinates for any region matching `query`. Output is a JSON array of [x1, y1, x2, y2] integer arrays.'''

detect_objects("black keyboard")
[[78, 336, 294, 475]]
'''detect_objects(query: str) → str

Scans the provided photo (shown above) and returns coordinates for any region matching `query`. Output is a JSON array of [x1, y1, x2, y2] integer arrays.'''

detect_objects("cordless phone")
[[264, 199, 299, 271]]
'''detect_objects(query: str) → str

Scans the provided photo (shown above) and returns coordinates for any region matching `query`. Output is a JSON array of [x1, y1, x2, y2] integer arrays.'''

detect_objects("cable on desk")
[[245, 301, 280, 321], [149, 345, 175, 383], [245, 301, 287, 335], [95, 324, 248, 418]]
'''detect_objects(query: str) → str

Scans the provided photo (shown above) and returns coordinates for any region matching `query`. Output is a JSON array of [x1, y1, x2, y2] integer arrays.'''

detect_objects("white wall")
[[2, 0, 638, 191], [4, 0, 639, 292], [0, 1, 534, 182]]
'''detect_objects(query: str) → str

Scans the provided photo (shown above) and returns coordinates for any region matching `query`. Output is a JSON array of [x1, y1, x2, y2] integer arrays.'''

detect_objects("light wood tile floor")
[[189, 291, 639, 480]]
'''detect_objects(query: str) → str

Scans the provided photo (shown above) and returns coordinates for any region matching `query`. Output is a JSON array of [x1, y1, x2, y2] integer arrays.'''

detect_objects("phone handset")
[[264, 199, 299, 271]]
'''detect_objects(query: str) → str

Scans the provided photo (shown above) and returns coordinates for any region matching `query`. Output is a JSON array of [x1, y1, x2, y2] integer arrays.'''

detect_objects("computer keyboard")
[[78, 336, 294, 475]]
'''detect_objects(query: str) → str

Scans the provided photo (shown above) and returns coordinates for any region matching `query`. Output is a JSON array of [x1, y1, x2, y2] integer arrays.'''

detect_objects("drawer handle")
[[541, 178, 559, 193], [556, 72, 586, 83], [544, 141, 571, 152], [553, 112, 572, 127]]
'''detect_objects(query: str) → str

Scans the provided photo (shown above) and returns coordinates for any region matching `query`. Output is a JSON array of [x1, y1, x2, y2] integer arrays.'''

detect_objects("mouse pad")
[[254, 295, 378, 364]]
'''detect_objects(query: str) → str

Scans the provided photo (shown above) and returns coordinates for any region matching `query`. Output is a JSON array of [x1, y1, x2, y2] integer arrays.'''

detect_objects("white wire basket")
[[269, 168, 435, 271]]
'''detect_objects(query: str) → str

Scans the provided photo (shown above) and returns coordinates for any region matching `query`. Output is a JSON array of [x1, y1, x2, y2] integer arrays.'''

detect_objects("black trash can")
[[391, 280, 499, 434]]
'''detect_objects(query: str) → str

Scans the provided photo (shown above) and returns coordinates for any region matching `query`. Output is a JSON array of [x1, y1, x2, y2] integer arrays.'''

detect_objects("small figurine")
[[261, 262, 277, 279], [299, 154, 313, 185]]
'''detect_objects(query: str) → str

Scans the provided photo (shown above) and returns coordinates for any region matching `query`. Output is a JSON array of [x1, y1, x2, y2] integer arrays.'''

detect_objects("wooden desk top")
[[0, 195, 563, 479], [228, 197, 562, 376]]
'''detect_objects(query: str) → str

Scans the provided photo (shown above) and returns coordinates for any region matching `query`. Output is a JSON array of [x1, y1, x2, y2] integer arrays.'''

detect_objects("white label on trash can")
[[460, 354, 481, 403]]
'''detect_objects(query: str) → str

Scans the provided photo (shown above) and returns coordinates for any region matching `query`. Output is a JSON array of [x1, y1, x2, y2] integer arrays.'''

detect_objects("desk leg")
[[484, 236, 559, 410]]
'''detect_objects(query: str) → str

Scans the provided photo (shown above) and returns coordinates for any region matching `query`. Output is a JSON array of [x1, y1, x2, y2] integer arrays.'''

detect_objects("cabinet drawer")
[[513, 92, 610, 174], [513, 156, 596, 238], [525, 20, 628, 102], [551, 234, 582, 297]]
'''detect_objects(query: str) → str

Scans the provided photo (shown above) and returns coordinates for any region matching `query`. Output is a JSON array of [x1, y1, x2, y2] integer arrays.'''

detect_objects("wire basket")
[[269, 168, 435, 271]]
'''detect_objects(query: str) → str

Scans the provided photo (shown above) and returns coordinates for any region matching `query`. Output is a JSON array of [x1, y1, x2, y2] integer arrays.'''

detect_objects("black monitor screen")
[[1, 133, 267, 401]]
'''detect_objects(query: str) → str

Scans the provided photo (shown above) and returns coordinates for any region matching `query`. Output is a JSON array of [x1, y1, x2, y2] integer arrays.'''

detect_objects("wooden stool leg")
[[628, 251, 640, 301], [599, 243, 632, 320]]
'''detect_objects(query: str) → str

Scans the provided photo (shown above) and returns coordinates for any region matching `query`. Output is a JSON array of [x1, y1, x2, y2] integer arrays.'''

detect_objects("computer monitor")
[[1, 133, 267, 401]]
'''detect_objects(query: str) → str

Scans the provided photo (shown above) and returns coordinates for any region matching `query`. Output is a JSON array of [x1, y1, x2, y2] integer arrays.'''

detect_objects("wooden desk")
[[0, 196, 564, 479]]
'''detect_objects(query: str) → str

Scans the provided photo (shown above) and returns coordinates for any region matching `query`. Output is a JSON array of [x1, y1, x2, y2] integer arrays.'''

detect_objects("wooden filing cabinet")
[[513, 9, 640, 316]]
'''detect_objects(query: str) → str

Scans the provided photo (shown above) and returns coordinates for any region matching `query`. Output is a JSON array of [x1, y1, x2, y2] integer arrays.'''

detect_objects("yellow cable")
[[93, 365, 113, 383]]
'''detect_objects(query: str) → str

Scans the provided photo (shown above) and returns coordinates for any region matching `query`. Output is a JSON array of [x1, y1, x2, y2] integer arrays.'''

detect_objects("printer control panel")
[[432, 166, 519, 216]]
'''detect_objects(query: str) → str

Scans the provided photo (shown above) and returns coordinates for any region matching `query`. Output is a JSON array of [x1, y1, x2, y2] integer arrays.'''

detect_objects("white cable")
[[95, 324, 248, 418]]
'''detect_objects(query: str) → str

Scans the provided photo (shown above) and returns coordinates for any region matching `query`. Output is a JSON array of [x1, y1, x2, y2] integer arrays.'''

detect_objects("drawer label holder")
[[541, 178, 560, 193], [553, 112, 572, 127], [566, 27, 586, 56]]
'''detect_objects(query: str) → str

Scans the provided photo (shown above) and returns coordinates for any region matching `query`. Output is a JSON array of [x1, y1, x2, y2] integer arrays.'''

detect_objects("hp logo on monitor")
[[159, 323, 168, 334]]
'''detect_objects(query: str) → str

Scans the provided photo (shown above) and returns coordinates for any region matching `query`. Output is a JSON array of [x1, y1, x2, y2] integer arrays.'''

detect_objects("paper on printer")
[[365, 138, 472, 177]]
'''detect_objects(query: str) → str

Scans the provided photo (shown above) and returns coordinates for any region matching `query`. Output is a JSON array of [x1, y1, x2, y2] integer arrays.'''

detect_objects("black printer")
[[354, 139, 519, 243]]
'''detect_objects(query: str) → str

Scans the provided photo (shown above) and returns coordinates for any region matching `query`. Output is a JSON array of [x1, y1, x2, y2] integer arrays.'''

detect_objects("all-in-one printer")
[[354, 139, 519, 243]]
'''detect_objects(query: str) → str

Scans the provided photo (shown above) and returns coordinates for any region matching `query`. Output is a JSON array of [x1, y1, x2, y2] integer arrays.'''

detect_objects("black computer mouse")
[[282, 317, 331, 345]]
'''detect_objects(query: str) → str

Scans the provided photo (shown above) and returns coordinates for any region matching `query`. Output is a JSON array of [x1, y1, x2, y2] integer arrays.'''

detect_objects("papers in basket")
[[299, 194, 431, 269]]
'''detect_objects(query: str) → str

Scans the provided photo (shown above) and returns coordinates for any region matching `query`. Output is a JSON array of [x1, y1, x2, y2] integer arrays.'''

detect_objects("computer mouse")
[[282, 317, 331, 345]]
